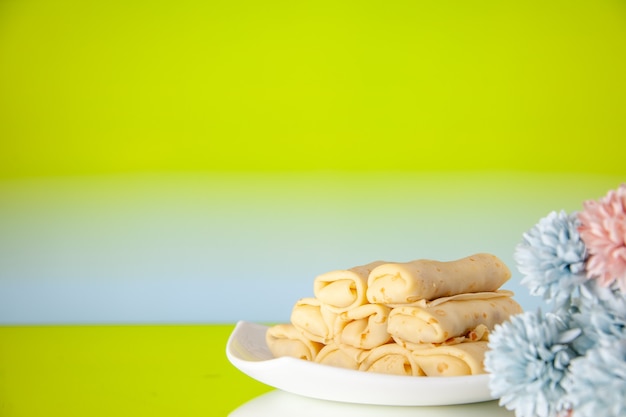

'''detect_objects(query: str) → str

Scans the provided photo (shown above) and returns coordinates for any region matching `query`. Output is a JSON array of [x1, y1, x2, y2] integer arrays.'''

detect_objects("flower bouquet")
[[485, 184, 626, 417]]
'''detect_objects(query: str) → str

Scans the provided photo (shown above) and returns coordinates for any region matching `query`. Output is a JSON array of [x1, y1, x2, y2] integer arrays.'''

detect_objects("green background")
[[1, 0, 625, 177]]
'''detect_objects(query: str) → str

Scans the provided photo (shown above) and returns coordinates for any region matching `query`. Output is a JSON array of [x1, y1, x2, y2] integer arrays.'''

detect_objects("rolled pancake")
[[314, 261, 386, 313], [314, 343, 367, 370], [335, 303, 392, 349], [394, 324, 489, 350], [290, 297, 342, 344], [366, 253, 511, 304], [359, 343, 425, 376], [387, 294, 522, 344], [411, 341, 489, 376], [265, 324, 324, 361]]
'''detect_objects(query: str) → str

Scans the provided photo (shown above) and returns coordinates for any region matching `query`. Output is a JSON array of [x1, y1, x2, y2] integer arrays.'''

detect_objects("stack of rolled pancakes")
[[265, 253, 522, 377]]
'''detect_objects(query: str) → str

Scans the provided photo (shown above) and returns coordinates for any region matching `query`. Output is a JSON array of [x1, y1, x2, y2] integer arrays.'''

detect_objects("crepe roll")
[[411, 341, 489, 376], [265, 324, 324, 361], [314, 261, 386, 313], [359, 343, 425, 376], [366, 253, 511, 304], [335, 303, 392, 349], [290, 297, 342, 344], [314, 343, 367, 370], [394, 324, 489, 350], [387, 294, 522, 344]]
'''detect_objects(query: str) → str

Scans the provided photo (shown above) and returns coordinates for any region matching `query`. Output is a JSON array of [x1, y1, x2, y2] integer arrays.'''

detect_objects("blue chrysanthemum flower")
[[562, 339, 626, 417], [579, 278, 626, 314], [569, 280, 626, 354], [485, 310, 581, 417], [514, 210, 588, 311]]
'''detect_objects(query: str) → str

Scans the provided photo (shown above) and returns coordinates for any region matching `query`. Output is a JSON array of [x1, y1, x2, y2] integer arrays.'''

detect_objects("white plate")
[[226, 321, 497, 406]]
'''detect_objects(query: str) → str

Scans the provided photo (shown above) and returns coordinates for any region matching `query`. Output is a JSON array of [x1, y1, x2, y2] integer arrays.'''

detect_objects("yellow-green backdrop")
[[1, 0, 625, 177]]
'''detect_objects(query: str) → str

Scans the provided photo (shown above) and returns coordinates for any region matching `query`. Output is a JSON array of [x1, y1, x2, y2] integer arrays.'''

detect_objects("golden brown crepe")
[[265, 323, 324, 361], [366, 253, 511, 304], [334, 303, 392, 350], [359, 343, 424, 376], [314, 261, 386, 313], [387, 293, 522, 344], [411, 341, 489, 376], [394, 324, 489, 350], [314, 343, 367, 370], [290, 297, 342, 344]]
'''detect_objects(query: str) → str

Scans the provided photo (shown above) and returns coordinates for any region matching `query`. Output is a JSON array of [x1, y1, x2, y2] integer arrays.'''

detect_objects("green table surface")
[[0, 324, 272, 416]]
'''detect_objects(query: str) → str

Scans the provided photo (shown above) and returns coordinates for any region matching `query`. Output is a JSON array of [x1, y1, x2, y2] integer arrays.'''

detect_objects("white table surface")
[[230, 390, 514, 417]]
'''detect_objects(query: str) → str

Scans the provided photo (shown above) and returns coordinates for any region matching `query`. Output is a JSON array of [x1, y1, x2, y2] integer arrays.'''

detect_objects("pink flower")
[[578, 184, 626, 291]]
